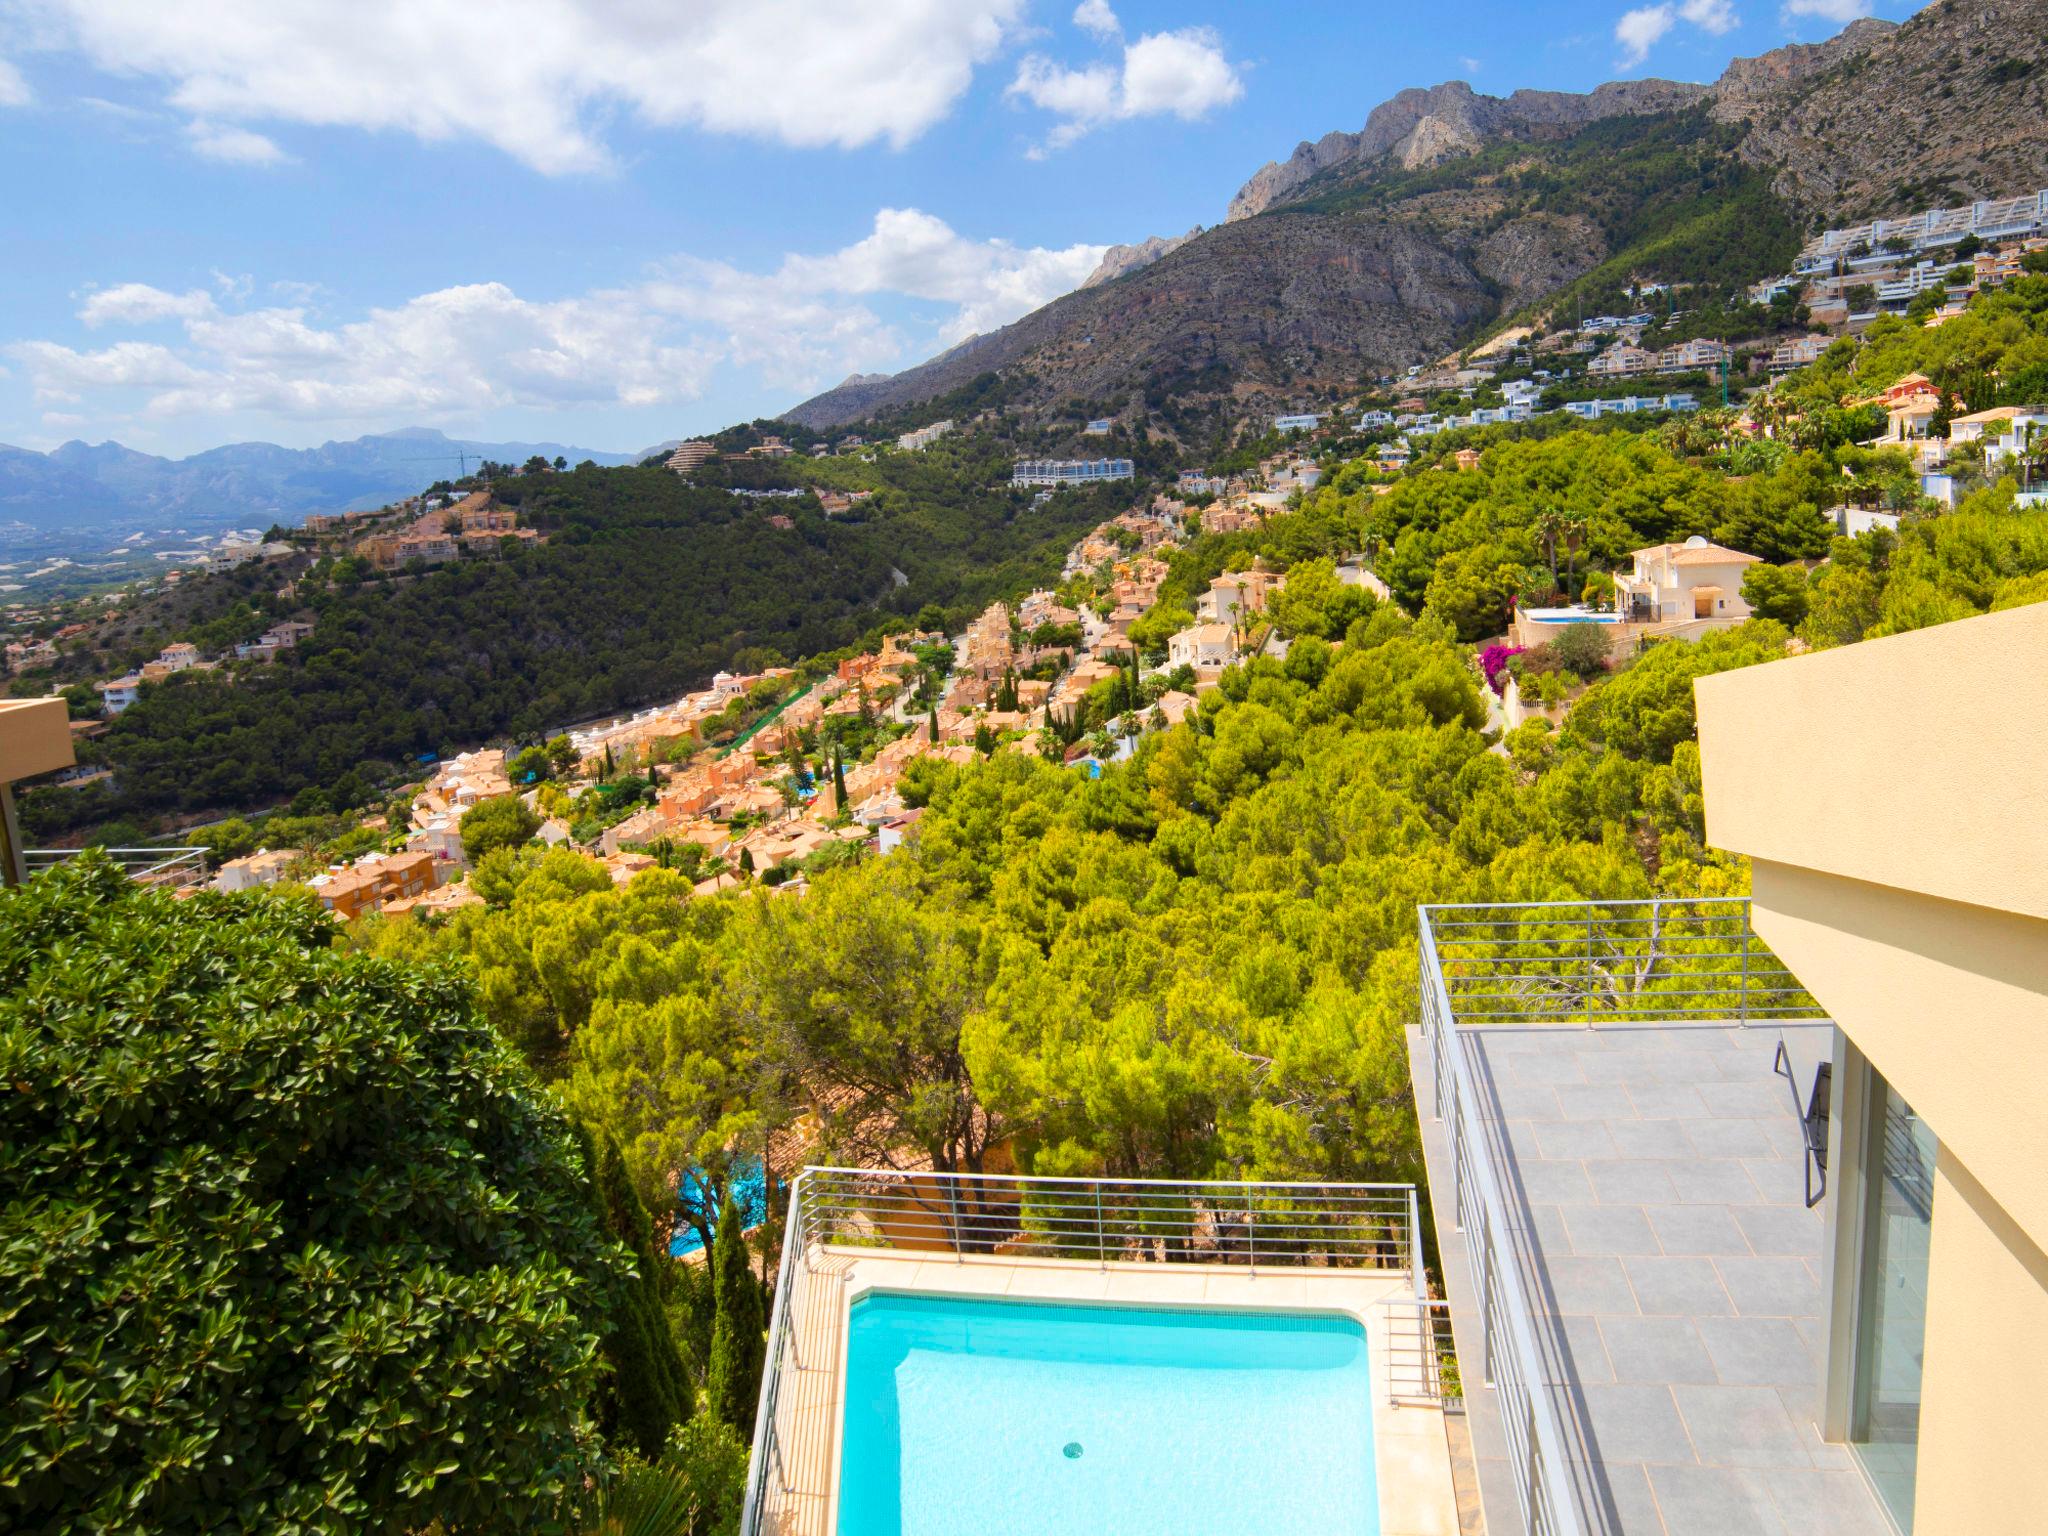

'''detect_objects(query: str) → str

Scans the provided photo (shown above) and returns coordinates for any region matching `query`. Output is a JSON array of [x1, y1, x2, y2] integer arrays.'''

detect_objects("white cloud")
[[17, 0, 1025, 173], [1010, 19, 1241, 152], [1783, 0, 1872, 19], [185, 119, 288, 165], [1616, 0, 1740, 65], [1615, 6, 1677, 66], [9, 210, 1106, 429], [77, 283, 217, 326], [0, 54, 29, 105], [1459, 56, 1483, 75], [1679, 0, 1739, 33], [1072, 0, 1120, 39]]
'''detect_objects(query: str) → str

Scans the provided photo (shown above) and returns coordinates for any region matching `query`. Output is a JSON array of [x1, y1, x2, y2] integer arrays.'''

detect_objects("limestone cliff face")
[[1223, 78, 1708, 221], [1081, 228, 1204, 288], [783, 216, 1491, 430], [785, 3, 2048, 436], [1720, 0, 2048, 219]]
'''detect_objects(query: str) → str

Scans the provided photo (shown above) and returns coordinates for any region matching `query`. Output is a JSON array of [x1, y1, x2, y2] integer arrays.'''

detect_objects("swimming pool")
[[836, 1292, 1379, 1535], [1521, 608, 1618, 623]]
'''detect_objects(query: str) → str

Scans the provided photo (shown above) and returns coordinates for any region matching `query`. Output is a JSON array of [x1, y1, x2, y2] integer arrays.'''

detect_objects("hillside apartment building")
[[1410, 603, 2047, 1535]]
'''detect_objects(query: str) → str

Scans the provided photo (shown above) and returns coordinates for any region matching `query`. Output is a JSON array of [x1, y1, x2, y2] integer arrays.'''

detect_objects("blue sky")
[[0, 0, 1919, 457]]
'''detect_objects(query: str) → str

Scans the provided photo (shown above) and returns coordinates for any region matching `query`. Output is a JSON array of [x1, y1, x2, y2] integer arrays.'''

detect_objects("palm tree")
[[1534, 509, 1567, 594], [572, 1462, 701, 1536]]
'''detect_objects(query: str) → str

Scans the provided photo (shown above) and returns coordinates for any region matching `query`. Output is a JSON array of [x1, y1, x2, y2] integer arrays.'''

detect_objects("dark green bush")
[[0, 859, 622, 1535]]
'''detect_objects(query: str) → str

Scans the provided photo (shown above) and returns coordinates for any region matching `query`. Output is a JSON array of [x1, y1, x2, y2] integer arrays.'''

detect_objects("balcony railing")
[[1417, 897, 1827, 1536], [741, 1166, 1435, 1536], [24, 846, 207, 888], [1425, 896, 1821, 1028]]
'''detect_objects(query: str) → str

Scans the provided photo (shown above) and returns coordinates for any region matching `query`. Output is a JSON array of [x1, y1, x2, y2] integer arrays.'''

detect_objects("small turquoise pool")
[[836, 1293, 1379, 1535]]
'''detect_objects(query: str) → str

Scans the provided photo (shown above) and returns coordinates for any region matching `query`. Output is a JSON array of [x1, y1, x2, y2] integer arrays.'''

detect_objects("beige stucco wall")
[[1697, 603, 2048, 922], [1698, 606, 2048, 1534], [0, 697, 74, 784], [1913, 1148, 2048, 1536]]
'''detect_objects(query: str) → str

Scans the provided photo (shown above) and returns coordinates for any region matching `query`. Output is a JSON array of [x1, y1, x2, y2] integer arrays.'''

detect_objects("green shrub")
[[0, 859, 621, 1535]]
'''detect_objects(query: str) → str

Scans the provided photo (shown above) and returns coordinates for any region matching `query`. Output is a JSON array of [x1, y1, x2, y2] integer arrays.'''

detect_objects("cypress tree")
[[580, 1125, 693, 1458], [706, 1191, 767, 1437], [929, 702, 940, 744], [831, 749, 848, 808]]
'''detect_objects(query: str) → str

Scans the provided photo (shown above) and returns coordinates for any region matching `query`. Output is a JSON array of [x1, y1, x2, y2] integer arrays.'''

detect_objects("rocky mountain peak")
[[1223, 75, 1708, 221], [1081, 228, 1204, 288]]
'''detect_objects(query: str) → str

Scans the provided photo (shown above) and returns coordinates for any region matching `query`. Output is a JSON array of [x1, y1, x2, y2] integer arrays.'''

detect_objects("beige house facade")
[[1696, 603, 2048, 1534]]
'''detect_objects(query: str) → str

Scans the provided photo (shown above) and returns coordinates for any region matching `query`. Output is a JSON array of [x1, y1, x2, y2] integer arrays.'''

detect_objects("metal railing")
[[24, 846, 208, 888], [1417, 898, 1827, 1536], [741, 1166, 1428, 1536], [1385, 1296, 1464, 1410], [1424, 896, 1822, 1027]]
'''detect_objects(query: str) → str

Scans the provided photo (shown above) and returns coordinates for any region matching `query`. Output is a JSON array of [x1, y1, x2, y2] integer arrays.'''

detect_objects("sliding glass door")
[[1850, 1078, 1935, 1531]]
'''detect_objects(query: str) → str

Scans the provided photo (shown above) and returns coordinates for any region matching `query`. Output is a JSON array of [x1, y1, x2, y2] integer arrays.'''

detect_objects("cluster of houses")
[[1853, 372, 2048, 509], [88, 618, 317, 716], [1750, 188, 2048, 327], [96, 641, 213, 714], [351, 491, 537, 569]]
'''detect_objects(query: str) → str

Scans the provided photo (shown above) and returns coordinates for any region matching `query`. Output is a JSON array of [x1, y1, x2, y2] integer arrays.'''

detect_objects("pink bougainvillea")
[[1478, 644, 1525, 696]]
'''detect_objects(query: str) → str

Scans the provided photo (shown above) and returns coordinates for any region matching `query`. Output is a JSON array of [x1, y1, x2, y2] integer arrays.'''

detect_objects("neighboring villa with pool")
[[1512, 536, 1761, 651]]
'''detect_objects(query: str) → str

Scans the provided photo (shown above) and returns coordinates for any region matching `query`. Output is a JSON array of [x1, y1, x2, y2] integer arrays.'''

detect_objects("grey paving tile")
[[1664, 1159, 1764, 1205], [1574, 1049, 1662, 1085], [1734, 1205, 1824, 1259], [1741, 1157, 1809, 1207], [1683, 1117, 1776, 1158], [1490, 1081, 1565, 1120], [1509, 1158, 1596, 1204], [1696, 1316, 1816, 1387], [1598, 1463, 1667, 1534], [1763, 1467, 1891, 1535], [1527, 1202, 1573, 1254], [1628, 1082, 1710, 1119], [1554, 1082, 1639, 1121], [1557, 1313, 1614, 1384], [1535, 1121, 1620, 1159], [1623, 1256, 1735, 1317], [1588, 1160, 1679, 1206], [1671, 1383, 1813, 1469], [1648, 1464, 1791, 1536], [1577, 1383, 1695, 1464], [1511, 1050, 1590, 1085], [1563, 1204, 1662, 1257], [1694, 1078, 1799, 1118], [1608, 1118, 1698, 1160], [1539, 1256, 1641, 1315], [1758, 1115, 1811, 1159], [1645, 1203, 1752, 1257], [1598, 1315, 1718, 1387], [1714, 1256, 1822, 1318]]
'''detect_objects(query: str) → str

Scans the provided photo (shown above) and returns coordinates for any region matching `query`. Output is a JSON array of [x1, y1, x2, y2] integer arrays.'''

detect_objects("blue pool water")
[[836, 1293, 1379, 1536], [1522, 608, 1618, 623]]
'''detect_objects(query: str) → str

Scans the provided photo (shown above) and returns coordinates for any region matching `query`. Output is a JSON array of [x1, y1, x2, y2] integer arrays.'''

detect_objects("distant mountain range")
[[785, 0, 2048, 435], [0, 428, 647, 549]]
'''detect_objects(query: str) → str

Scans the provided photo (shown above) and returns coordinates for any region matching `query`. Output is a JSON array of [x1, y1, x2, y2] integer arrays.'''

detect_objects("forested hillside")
[[25, 452, 1121, 836]]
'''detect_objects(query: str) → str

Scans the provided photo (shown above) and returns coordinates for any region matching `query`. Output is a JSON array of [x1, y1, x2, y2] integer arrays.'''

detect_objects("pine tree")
[[581, 1126, 693, 1458], [706, 1191, 767, 1437]]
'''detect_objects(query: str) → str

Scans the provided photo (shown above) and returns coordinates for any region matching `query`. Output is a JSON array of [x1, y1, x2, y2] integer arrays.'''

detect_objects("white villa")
[[1617, 536, 1761, 624]]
